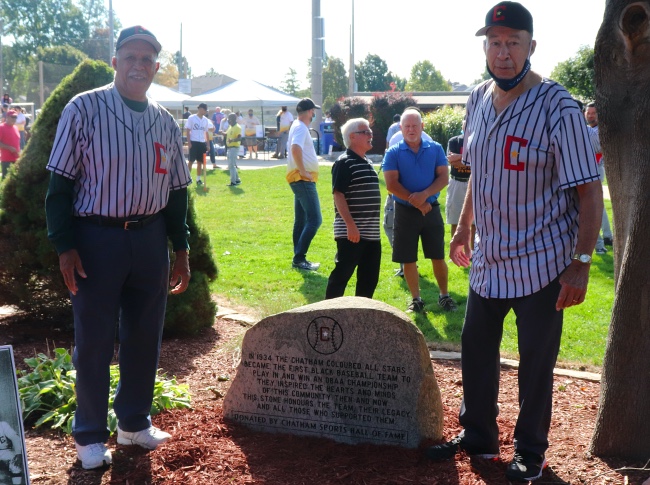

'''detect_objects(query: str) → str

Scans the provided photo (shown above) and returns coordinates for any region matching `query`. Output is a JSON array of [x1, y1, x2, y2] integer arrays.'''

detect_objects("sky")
[[110, 0, 606, 90]]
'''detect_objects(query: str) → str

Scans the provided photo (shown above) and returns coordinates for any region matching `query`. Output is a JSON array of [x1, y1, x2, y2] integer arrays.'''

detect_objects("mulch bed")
[[2, 312, 648, 484]]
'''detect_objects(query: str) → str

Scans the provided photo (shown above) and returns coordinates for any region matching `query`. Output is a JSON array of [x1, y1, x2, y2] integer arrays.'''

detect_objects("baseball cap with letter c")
[[475, 1, 533, 36]]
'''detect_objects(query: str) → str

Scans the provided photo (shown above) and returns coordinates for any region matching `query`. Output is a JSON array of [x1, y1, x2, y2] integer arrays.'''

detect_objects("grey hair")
[[401, 108, 422, 125], [341, 118, 370, 148]]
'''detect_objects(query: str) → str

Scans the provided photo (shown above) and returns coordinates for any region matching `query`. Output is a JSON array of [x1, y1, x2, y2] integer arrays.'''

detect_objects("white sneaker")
[[117, 425, 171, 450], [76, 442, 112, 469]]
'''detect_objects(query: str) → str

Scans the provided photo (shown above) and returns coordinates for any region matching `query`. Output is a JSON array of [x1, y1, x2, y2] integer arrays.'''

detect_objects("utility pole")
[[108, 0, 114, 60], [311, 0, 323, 129], [348, 0, 355, 96]]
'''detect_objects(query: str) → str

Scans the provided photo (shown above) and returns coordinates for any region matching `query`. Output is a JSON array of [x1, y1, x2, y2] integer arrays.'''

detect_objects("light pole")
[[0, 19, 4, 100], [108, 0, 114, 60], [311, 0, 323, 129], [348, 0, 355, 96]]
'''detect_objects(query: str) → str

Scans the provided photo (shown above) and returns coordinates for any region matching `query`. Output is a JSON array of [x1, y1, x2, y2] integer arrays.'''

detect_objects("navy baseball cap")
[[296, 98, 321, 112], [116, 25, 162, 53], [476, 2, 533, 36]]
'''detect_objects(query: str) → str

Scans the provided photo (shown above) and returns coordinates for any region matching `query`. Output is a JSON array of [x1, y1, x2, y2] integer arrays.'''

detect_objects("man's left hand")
[[408, 191, 428, 208], [170, 250, 191, 294], [556, 261, 590, 310]]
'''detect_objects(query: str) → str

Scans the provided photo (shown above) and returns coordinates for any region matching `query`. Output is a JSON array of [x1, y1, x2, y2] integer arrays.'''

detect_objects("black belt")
[[76, 212, 161, 230], [450, 175, 469, 182]]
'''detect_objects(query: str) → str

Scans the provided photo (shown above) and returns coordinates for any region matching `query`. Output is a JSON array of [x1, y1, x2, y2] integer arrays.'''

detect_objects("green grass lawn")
[[192, 163, 614, 368]]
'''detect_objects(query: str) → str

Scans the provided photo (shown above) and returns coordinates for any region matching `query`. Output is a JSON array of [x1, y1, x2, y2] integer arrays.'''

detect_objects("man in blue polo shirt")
[[382, 108, 457, 313]]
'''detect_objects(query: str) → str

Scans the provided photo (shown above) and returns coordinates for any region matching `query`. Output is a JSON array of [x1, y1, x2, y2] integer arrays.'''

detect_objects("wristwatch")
[[572, 253, 592, 264]]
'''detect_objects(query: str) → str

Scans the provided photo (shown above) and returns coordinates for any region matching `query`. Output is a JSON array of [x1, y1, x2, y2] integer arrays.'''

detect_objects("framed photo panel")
[[0, 346, 30, 485]]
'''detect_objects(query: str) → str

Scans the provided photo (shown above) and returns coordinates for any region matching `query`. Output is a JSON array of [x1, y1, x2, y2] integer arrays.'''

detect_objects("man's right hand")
[[449, 224, 472, 267], [58, 249, 87, 295], [299, 169, 313, 181]]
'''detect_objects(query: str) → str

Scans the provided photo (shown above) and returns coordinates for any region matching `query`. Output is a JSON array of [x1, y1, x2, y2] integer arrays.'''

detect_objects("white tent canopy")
[[188, 80, 300, 108], [146, 83, 190, 110]]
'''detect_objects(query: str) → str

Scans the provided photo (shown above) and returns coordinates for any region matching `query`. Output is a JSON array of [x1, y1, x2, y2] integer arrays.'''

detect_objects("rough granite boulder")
[[224, 296, 443, 448]]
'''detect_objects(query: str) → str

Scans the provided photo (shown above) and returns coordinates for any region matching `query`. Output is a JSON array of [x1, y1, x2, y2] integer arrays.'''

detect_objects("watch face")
[[577, 254, 591, 263]]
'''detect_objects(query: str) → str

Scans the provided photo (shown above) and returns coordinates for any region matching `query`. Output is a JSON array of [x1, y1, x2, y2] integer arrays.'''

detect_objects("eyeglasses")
[[353, 130, 372, 136]]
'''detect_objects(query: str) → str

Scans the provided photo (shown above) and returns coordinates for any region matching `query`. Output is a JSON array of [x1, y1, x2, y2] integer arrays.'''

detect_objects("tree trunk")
[[590, 0, 650, 460]]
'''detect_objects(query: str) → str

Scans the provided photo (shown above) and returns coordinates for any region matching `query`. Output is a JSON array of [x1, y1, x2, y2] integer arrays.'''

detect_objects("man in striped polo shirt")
[[325, 118, 382, 299], [45, 26, 192, 470], [425, 3, 603, 482]]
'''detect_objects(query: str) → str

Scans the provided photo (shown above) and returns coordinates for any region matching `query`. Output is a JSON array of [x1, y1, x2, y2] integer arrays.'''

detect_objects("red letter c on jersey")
[[154, 142, 168, 174], [504, 135, 528, 171]]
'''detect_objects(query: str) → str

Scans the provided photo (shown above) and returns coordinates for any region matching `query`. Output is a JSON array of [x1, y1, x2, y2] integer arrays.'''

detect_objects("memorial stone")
[[223, 297, 444, 448]]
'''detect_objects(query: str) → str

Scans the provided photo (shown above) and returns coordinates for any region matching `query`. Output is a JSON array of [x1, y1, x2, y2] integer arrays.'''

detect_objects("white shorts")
[[445, 178, 469, 224]]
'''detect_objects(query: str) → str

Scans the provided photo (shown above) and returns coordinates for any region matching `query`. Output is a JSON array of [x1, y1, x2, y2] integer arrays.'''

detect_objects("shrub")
[[329, 97, 369, 149], [369, 92, 417, 153], [0, 59, 218, 335], [331, 93, 417, 154], [423, 106, 466, 151], [18, 348, 191, 434]]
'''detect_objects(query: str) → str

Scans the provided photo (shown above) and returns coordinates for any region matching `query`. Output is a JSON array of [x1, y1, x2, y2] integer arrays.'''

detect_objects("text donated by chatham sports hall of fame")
[[230, 316, 415, 445]]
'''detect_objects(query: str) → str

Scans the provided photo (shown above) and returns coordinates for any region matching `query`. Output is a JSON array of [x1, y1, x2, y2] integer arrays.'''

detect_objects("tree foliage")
[[154, 50, 181, 88], [281, 68, 302, 96], [0, 0, 120, 101], [550, 45, 595, 102], [355, 54, 395, 92], [0, 59, 218, 335], [406, 60, 451, 92], [322, 57, 348, 112]]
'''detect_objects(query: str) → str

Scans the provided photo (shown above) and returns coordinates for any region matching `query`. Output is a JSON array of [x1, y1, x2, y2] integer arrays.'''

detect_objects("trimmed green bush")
[[0, 59, 218, 335], [423, 106, 465, 151]]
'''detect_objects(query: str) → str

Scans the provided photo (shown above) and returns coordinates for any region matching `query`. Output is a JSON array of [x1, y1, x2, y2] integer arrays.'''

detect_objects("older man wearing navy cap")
[[425, 3, 603, 482], [46, 25, 191, 470]]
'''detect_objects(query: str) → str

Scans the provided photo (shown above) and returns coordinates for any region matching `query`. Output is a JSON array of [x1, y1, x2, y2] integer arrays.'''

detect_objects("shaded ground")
[[2, 312, 648, 484]]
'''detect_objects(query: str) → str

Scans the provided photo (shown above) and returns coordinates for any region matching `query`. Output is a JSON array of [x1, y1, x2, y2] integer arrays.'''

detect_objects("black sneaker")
[[604, 237, 613, 246], [292, 260, 320, 271], [505, 450, 547, 482], [196, 180, 203, 186], [407, 297, 425, 313], [438, 295, 458, 312], [425, 435, 499, 461]]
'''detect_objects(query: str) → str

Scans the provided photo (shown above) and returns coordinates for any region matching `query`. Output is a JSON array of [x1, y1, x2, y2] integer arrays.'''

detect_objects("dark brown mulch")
[[2, 312, 648, 484]]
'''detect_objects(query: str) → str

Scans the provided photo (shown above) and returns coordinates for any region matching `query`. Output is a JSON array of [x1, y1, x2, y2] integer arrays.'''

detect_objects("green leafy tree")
[[0, 59, 218, 335], [173, 51, 191, 78], [406, 60, 451, 91], [550, 45, 595, 102], [1, 0, 89, 59], [423, 106, 465, 151], [322, 57, 348, 111], [281, 68, 302, 96], [392, 75, 407, 92], [355, 54, 395, 92]]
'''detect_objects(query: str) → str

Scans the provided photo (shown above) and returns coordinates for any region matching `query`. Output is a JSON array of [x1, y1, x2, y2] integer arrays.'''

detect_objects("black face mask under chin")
[[487, 58, 531, 92]]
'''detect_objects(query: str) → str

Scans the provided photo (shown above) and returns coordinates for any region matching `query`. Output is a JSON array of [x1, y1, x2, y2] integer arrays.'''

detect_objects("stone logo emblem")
[[307, 316, 343, 355]]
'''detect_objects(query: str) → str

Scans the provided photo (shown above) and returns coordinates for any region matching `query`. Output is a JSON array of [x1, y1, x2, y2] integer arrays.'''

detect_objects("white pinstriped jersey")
[[47, 84, 191, 219], [463, 79, 600, 299]]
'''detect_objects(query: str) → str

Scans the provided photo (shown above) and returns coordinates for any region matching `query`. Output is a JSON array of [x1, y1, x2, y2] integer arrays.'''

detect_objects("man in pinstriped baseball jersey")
[[425, 3, 603, 482], [45, 26, 192, 470]]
